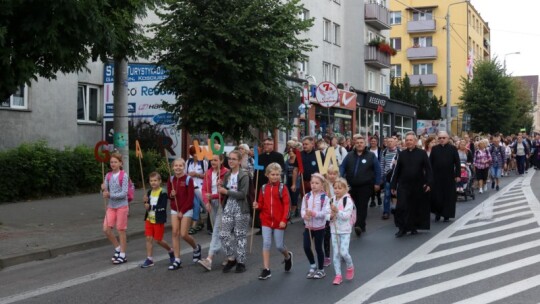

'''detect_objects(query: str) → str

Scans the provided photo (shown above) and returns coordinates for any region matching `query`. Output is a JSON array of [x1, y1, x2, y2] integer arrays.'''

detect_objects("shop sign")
[[366, 93, 388, 113], [315, 81, 338, 108]]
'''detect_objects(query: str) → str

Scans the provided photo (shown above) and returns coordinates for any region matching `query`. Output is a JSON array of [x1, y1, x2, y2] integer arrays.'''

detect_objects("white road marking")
[[463, 211, 533, 229], [0, 244, 204, 304], [387, 239, 540, 288], [368, 254, 540, 304], [338, 172, 540, 304], [452, 273, 540, 304], [445, 217, 537, 243]]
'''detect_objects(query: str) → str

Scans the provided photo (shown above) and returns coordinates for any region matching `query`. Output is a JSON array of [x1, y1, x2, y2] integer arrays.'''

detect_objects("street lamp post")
[[503, 51, 520, 72], [446, 0, 469, 135]]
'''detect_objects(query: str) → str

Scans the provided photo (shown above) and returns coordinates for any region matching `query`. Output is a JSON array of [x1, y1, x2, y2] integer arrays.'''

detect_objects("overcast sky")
[[470, 0, 540, 77]]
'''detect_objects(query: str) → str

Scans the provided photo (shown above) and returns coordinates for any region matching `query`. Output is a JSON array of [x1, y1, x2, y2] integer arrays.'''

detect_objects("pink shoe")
[[324, 257, 331, 267], [333, 275, 343, 285], [346, 266, 354, 280]]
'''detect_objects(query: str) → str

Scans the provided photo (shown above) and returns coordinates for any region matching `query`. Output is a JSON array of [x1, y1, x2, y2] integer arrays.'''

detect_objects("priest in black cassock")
[[391, 132, 433, 238], [429, 131, 461, 222]]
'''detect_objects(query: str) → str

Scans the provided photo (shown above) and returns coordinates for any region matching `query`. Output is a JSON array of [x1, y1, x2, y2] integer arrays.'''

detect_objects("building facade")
[[290, 0, 415, 146], [515, 75, 540, 133], [2, 1, 417, 154], [389, 0, 490, 134]]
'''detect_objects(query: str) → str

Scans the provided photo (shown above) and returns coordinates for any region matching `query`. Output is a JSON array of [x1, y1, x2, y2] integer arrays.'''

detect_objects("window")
[[395, 115, 413, 137], [299, 9, 310, 21], [412, 36, 433, 47], [390, 38, 401, 51], [297, 60, 309, 78], [332, 65, 340, 84], [390, 11, 402, 25], [412, 10, 432, 21], [323, 62, 331, 81], [413, 63, 433, 75], [367, 71, 375, 91], [367, 31, 375, 43], [333, 23, 341, 46], [1, 85, 28, 109], [77, 84, 100, 122], [380, 75, 387, 95], [427, 90, 434, 98], [323, 19, 331, 42], [391, 64, 402, 78]]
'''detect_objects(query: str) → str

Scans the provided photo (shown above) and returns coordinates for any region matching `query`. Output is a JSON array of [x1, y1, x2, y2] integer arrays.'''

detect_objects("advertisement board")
[[103, 63, 182, 157], [417, 119, 447, 136]]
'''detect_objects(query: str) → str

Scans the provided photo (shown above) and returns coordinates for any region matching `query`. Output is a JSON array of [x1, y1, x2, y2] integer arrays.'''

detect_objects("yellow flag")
[[135, 140, 143, 159]]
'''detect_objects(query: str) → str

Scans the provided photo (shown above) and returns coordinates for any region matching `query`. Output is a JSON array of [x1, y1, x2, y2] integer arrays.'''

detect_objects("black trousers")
[[349, 184, 374, 231]]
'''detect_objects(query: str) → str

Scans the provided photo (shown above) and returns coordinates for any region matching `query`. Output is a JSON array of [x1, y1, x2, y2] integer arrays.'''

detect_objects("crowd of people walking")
[[99, 130, 540, 285]]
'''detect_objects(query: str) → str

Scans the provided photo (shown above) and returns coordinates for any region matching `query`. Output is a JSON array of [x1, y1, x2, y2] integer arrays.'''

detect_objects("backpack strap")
[[262, 184, 267, 197], [279, 183, 284, 200], [118, 170, 125, 186], [320, 193, 326, 210], [343, 196, 347, 208]]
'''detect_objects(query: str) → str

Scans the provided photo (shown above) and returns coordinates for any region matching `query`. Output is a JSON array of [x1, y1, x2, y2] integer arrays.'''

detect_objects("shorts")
[[145, 221, 165, 241], [103, 205, 129, 230], [475, 168, 489, 181], [171, 209, 194, 218], [490, 166, 502, 179]]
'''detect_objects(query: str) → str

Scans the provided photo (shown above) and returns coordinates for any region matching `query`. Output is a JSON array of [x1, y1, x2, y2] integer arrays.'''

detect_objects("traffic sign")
[[315, 81, 338, 108]]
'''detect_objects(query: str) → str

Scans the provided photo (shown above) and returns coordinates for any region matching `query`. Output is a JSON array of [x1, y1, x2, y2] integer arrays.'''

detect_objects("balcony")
[[364, 45, 390, 69], [407, 20, 436, 33], [365, 3, 390, 30], [410, 74, 438, 87], [407, 46, 437, 60]]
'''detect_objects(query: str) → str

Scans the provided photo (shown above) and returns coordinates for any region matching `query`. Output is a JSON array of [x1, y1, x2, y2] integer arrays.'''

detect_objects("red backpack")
[[106, 170, 135, 202]]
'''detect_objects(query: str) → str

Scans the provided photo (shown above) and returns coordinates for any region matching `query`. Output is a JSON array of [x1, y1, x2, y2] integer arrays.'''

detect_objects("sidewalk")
[[0, 189, 153, 269], [1, 170, 539, 270]]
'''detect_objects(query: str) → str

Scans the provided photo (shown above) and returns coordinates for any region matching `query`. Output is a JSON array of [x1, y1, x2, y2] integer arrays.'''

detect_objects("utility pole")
[[113, 59, 129, 175], [446, 0, 469, 136]]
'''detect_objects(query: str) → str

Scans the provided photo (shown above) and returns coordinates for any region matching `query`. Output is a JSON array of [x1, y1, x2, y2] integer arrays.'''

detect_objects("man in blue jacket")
[[340, 134, 381, 236]]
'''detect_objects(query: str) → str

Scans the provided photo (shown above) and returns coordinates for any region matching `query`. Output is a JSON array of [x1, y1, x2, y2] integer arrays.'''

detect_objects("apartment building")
[[297, 0, 415, 141], [389, 0, 490, 134]]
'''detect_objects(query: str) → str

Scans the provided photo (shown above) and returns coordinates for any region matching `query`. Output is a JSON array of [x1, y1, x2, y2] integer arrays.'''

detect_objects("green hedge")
[[0, 142, 170, 203]]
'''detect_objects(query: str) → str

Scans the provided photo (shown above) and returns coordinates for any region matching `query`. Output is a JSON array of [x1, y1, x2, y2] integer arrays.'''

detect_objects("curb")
[[0, 216, 308, 270], [0, 229, 149, 270]]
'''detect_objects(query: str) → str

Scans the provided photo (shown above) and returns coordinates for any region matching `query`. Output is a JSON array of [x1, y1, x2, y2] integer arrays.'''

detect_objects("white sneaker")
[[483, 185, 488, 192], [479, 188, 483, 194]]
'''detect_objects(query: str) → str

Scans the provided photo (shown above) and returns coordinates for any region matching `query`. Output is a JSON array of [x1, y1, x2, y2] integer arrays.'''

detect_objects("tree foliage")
[[459, 59, 523, 134], [150, 0, 314, 141], [0, 0, 158, 100], [508, 78, 535, 133], [390, 74, 441, 120]]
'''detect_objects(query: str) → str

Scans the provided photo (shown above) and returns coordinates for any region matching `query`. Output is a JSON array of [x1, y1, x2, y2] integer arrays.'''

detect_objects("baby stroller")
[[457, 163, 475, 201]]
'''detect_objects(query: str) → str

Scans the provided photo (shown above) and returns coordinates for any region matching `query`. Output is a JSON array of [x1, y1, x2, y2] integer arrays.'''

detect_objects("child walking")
[[330, 178, 355, 285], [323, 165, 339, 267], [167, 158, 202, 270], [102, 152, 129, 264], [140, 172, 175, 268], [219, 150, 251, 273], [253, 163, 293, 280], [198, 152, 229, 271], [301, 173, 330, 279]]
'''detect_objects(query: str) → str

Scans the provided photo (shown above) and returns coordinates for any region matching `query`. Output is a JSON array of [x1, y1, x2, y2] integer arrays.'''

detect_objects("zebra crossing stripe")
[[337, 175, 533, 304], [491, 200, 528, 211], [444, 217, 537, 243], [463, 211, 533, 229], [385, 238, 540, 288], [452, 273, 540, 304], [421, 227, 540, 261], [368, 254, 540, 304]]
